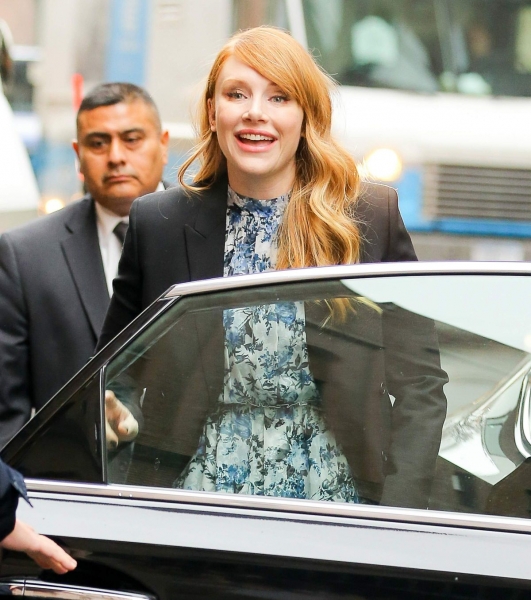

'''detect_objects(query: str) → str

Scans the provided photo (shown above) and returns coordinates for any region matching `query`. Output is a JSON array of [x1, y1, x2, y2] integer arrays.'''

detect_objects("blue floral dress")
[[175, 187, 358, 502]]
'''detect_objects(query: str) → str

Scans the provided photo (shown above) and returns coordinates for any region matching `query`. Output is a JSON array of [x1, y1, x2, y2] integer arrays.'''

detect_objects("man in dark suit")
[[0, 82, 169, 447]]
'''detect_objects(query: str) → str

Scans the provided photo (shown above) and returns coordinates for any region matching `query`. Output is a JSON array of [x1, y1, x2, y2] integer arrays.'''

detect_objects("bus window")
[[291, 0, 531, 98]]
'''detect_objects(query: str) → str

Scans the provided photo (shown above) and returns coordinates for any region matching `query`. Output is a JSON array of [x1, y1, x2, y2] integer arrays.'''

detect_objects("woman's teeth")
[[239, 133, 274, 141]]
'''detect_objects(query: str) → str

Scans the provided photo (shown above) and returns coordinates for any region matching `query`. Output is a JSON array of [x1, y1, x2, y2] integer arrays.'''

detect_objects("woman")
[[99, 26, 447, 507]]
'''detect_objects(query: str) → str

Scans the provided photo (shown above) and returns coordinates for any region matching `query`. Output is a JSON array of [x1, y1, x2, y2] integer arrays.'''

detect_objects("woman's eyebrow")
[[220, 78, 247, 87], [220, 78, 284, 92]]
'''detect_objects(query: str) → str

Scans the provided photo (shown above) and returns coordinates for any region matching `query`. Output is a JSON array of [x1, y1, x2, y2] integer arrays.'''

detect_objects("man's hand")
[[105, 390, 139, 450], [1, 519, 77, 574]]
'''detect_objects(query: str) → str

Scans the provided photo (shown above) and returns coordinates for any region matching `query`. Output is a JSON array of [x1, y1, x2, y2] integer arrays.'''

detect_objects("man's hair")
[[76, 82, 161, 131]]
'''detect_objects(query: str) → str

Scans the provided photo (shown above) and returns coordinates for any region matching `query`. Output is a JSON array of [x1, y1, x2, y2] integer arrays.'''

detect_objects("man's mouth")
[[105, 175, 133, 183]]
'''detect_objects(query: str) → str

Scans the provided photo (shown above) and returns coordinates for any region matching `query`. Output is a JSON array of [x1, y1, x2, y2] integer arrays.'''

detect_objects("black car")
[[2, 263, 531, 599]]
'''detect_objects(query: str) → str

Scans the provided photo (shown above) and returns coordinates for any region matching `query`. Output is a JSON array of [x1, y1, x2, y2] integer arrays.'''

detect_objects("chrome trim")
[[23, 581, 154, 600], [515, 370, 531, 458], [0, 580, 24, 596], [99, 366, 109, 482], [162, 262, 531, 299], [23, 479, 531, 535]]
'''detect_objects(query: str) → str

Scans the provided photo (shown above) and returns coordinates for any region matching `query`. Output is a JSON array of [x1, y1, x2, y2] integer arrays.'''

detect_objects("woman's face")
[[209, 56, 304, 199]]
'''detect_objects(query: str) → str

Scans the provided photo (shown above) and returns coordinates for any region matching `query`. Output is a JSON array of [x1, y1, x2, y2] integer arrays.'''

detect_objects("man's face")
[[73, 100, 169, 216]]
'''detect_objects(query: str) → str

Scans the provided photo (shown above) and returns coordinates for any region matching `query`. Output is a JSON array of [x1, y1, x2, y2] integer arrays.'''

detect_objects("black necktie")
[[113, 221, 128, 246]]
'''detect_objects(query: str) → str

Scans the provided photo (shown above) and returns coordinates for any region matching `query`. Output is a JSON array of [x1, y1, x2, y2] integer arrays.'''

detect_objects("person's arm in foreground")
[[1, 519, 77, 574], [0, 459, 76, 574]]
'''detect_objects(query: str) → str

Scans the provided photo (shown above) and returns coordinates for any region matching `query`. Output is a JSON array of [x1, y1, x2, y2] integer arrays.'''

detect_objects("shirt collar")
[[93, 181, 164, 237], [94, 201, 129, 240]]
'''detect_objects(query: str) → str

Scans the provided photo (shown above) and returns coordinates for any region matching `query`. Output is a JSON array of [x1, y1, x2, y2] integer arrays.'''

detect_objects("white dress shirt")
[[95, 203, 129, 297], [95, 182, 164, 295]]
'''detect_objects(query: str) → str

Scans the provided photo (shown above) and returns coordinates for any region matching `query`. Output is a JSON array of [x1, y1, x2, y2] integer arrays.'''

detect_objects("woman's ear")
[[207, 98, 216, 132]]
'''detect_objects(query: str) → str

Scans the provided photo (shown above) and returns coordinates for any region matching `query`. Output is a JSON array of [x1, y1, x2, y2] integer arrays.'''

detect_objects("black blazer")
[[0, 196, 109, 447], [99, 179, 448, 508], [99, 178, 421, 346]]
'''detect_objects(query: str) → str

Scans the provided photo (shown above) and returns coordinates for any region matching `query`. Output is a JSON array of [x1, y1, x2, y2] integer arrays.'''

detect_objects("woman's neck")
[[227, 173, 294, 201]]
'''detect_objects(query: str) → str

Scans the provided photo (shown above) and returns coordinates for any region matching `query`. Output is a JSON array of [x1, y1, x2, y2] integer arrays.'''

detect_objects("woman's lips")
[[235, 131, 276, 151]]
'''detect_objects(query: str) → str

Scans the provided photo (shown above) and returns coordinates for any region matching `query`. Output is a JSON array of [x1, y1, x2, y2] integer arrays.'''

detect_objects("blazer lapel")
[[184, 177, 227, 281], [61, 197, 109, 337]]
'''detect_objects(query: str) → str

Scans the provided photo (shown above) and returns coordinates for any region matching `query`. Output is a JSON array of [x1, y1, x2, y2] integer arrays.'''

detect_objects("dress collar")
[[227, 186, 291, 216]]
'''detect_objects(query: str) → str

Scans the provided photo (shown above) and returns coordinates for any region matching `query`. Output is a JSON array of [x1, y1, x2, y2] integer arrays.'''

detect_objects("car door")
[[2, 263, 531, 599]]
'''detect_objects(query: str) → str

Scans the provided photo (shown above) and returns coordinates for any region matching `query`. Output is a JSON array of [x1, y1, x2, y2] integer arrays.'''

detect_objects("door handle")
[[0, 580, 155, 600]]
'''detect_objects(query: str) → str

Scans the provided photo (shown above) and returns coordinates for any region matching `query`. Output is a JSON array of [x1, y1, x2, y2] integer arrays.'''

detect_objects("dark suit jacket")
[[0, 195, 109, 447], [99, 178, 448, 508], [0, 458, 30, 541]]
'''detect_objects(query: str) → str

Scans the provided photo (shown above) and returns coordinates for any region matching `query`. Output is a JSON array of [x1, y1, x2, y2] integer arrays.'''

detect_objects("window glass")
[[10, 373, 103, 482], [104, 273, 531, 518], [232, 0, 531, 97]]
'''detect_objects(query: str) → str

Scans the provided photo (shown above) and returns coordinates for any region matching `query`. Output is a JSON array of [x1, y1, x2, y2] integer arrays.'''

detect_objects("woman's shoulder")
[[131, 178, 228, 225], [355, 181, 416, 262], [356, 181, 398, 213]]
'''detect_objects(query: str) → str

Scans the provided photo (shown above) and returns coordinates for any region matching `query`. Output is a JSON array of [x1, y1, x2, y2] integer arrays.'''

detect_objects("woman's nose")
[[244, 98, 267, 122]]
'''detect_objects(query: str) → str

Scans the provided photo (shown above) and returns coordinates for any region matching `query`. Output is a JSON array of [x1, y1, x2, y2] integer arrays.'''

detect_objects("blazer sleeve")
[[0, 234, 32, 448], [0, 459, 30, 541], [384, 186, 417, 262], [97, 199, 143, 352], [358, 184, 417, 263], [380, 304, 448, 508]]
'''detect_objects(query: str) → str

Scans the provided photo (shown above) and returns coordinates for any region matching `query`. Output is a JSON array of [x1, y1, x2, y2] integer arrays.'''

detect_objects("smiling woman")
[[97, 26, 443, 508]]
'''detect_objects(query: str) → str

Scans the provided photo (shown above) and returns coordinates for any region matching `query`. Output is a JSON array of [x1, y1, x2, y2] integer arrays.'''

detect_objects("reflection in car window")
[[10, 372, 103, 483], [104, 274, 531, 520], [105, 279, 448, 509]]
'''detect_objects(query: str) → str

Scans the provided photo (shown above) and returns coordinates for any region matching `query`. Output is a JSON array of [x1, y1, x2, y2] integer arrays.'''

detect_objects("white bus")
[[233, 0, 531, 259]]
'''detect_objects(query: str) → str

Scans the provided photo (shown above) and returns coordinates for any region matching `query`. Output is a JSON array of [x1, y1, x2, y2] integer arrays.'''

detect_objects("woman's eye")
[[227, 91, 245, 100], [271, 95, 288, 103]]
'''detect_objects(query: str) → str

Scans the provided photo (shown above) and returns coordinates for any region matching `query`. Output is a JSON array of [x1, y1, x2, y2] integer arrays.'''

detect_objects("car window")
[[103, 274, 531, 517], [9, 372, 103, 482]]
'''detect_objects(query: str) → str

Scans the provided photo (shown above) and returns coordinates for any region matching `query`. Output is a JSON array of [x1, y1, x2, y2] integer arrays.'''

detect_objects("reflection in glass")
[[105, 279, 449, 510]]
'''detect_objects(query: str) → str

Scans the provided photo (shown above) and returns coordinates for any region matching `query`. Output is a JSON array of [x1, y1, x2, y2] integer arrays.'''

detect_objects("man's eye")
[[125, 136, 141, 144], [88, 140, 106, 149]]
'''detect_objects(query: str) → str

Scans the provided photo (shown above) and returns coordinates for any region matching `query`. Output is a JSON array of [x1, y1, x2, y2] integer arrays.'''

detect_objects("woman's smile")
[[235, 129, 277, 151]]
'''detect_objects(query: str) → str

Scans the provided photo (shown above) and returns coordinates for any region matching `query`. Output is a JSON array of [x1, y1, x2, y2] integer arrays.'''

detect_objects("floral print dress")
[[175, 187, 358, 502]]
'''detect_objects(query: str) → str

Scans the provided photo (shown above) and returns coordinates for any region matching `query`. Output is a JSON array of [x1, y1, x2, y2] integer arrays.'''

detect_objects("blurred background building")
[[1, 0, 531, 260]]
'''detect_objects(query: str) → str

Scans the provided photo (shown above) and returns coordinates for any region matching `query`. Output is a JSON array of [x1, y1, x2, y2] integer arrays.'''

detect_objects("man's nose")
[[107, 138, 126, 164]]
